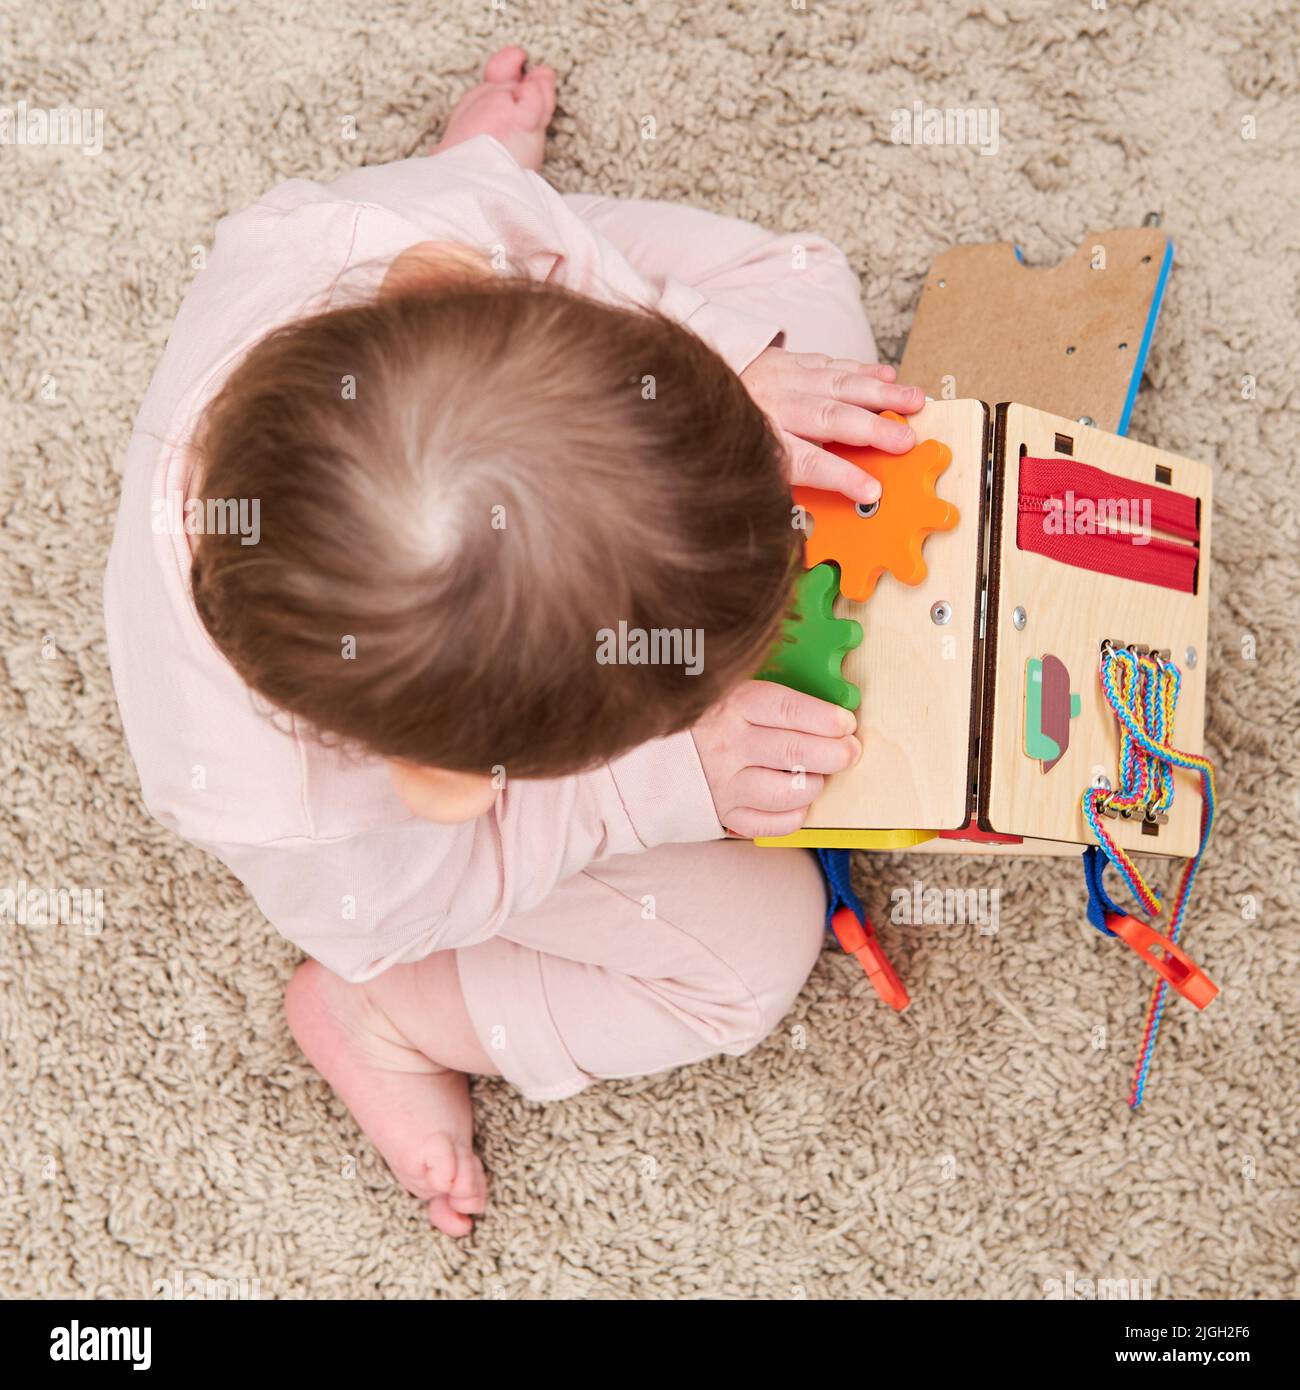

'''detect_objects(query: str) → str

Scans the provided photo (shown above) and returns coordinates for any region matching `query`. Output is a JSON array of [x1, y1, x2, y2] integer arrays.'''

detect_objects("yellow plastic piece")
[[755, 828, 940, 850]]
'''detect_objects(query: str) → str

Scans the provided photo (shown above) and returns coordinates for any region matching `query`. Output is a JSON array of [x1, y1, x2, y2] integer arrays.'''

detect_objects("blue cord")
[[814, 847, 866, 930], [1081, 844, 1125, 936]]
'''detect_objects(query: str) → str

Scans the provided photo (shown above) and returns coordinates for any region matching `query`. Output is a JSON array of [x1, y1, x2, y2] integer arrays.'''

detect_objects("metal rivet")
[[1077, 416, 1096, 427], [930, 601, 952, 626], [855, 498, 880, 519], [1185, 646, 1198, 668], [1012, 606, 1027, 630]]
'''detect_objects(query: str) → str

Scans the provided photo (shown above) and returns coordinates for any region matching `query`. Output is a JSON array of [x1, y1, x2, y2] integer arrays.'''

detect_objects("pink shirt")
[[104, 137, 782, 981]]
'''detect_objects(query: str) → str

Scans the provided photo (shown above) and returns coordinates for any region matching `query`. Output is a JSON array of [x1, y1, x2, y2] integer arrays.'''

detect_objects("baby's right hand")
[[691, 681, 862, 840]]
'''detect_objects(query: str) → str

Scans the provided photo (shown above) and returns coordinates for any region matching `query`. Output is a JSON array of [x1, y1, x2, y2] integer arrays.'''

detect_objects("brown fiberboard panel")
[[900, 228, 1170, 434]]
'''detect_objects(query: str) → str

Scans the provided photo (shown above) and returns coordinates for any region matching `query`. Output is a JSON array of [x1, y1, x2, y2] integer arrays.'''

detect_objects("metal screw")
[[855, 498, 880, 519], [1185, 645, 1198, 668], [930, 601, 952, 626], [1077, 416, 1096, 427], [1094, 773, 1112, 793], [1012, 606, 1027, 630], [1143, 211, 1163, 227], [937, 278, 946, 288]]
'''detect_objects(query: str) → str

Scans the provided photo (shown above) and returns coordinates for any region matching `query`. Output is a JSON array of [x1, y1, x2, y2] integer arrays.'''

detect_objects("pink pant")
[[457, 196, 877, 1101]]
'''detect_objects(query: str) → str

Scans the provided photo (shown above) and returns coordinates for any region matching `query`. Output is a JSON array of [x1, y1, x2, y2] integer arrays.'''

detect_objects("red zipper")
[[1016, 456, 1200, 594]]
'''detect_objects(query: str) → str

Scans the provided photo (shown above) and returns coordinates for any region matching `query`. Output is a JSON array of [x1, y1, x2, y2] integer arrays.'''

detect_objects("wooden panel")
[[980, 405, 1212, 858], [899, 229, 1171, 434], [790, 399, 987, 835]]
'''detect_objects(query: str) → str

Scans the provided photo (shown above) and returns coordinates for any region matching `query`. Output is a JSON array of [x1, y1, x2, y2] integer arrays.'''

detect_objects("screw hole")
[[1141, 255, 1151, 264], [1118, 342, 1128, 350], [855, 499, 880, 519], [1065, 345, 1076, 355]]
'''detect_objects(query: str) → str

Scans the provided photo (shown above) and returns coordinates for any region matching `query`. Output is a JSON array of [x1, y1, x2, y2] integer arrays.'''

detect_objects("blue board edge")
[[1117, 237, 1174, 437]]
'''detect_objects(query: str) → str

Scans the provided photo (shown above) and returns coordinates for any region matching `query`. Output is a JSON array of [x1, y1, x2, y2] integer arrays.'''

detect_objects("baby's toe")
[[524, 66, 557, 117], [449, 1147, 488, 1215], [406, 1131, 457, 1199], [427, 1192, 474, 1238], [483, 45, 528, 85], [510, 75, 550, 130]]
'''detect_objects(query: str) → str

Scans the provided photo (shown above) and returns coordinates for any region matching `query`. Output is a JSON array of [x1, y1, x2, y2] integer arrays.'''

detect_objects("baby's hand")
[[692, 681, 861, 840], [740, 347, 925, 506]]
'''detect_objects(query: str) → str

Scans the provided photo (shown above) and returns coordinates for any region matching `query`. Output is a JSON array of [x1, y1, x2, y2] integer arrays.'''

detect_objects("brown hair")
[[191, 278, 797, 778]]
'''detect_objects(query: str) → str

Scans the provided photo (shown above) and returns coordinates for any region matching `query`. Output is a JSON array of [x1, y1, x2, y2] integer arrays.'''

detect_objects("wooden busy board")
[[759, 401, 1212, 860]]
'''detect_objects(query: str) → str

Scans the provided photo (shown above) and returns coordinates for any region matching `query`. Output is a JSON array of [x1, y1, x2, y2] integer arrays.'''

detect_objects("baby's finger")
[[736, 679, 858, 737], [786, 354, 898, 384], [785, 433, 882, 504], [744, 725, 862, 776], [782, 395, 917, 452], [730, 766, 826, 813], [784, 433, 884, 505], [722, 807, 810, 840], [801, 370, 924, 418]]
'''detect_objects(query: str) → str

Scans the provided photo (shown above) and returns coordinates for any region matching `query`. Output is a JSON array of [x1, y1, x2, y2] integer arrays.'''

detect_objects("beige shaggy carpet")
[[2, 0, 1297, 1300]]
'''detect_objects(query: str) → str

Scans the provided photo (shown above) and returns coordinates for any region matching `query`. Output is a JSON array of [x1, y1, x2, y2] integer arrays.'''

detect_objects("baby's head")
[[191, 275, 797, 809]]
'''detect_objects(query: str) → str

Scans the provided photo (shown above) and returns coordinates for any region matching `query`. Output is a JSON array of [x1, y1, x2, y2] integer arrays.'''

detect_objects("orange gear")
[[793, 413, 959, 602]]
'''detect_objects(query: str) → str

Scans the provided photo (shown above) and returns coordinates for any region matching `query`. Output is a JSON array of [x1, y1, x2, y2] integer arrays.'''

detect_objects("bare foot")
[[285, 959, 488, 1236], [434, 45, 557, 171]]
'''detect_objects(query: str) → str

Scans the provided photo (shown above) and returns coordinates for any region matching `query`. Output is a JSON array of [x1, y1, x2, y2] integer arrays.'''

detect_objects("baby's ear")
[[379, 241, 489, 298], [387, 760, 499, 824]]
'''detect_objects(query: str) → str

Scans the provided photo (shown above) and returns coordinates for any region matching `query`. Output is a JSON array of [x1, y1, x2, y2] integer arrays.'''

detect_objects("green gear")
[[758, 563, 863, 711]]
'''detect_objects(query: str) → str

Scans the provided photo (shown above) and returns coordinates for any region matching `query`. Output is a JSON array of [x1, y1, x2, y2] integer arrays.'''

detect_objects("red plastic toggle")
[[831, 905, 910, 1011], [1105, 914, 1218, 1009]]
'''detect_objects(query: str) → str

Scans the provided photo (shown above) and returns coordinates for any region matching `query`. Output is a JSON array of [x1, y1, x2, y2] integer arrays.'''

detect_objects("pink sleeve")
[[653, 280, 783, 377], [606, 729, 725, 848], [208, 730, 722, 982]]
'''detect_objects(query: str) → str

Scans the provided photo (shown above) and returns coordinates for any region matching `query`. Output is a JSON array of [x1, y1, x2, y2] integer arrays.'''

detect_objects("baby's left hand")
[[740, 348, 926, 506]]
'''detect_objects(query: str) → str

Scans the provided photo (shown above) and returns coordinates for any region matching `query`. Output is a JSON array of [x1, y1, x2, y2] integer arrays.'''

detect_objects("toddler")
[[105, 47, 926, 1235]]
